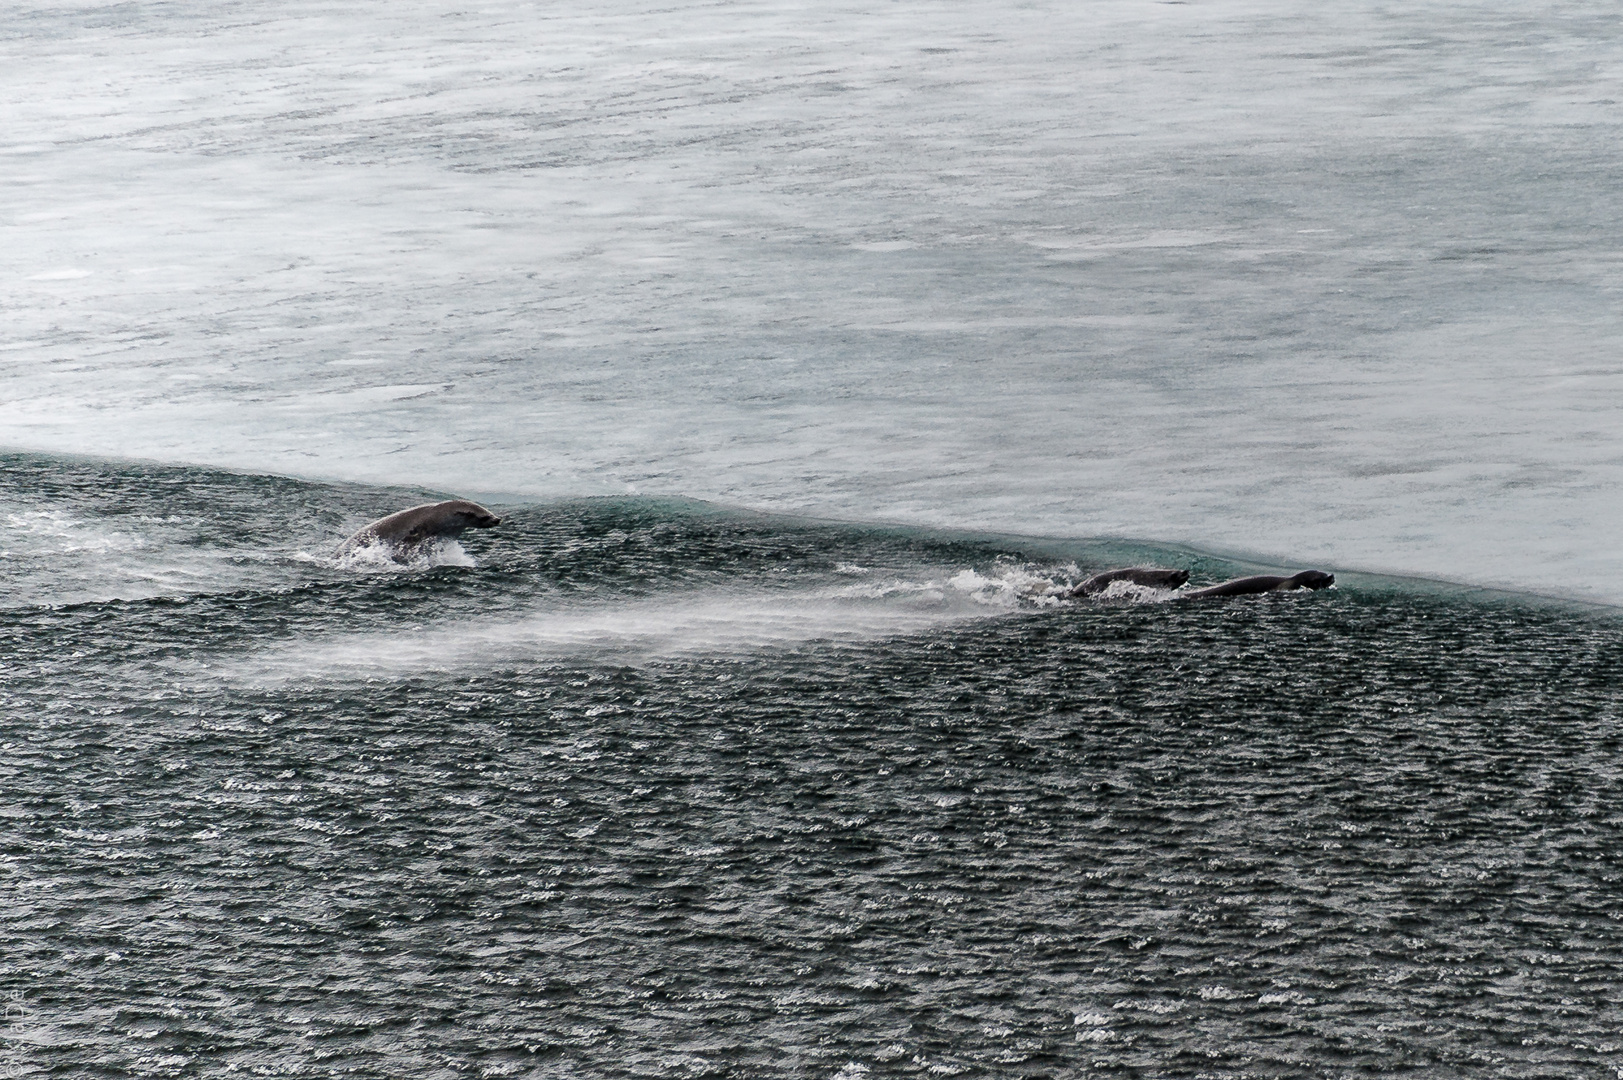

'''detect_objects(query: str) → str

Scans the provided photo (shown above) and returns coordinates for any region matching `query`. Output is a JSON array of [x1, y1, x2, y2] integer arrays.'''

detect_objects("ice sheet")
[[4, 1, 1623, 600]]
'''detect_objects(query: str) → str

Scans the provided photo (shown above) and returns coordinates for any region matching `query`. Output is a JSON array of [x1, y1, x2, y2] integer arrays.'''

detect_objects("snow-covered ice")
[[5, 0, 1623, 600]]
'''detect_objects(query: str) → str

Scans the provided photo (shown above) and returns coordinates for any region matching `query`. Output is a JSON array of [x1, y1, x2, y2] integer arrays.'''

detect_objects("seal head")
[[1283, 570, 1335, 591], [337, 499, 501, 561]]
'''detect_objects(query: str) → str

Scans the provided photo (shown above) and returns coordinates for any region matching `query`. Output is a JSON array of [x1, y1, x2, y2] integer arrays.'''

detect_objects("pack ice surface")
[[4, 0, 1622, 601]]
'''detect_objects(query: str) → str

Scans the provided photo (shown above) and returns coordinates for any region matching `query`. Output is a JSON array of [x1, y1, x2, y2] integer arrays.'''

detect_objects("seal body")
[[1068, 566, 1190, 599], [1182, 570, 1334, 600], [337, 500, 501, 561]]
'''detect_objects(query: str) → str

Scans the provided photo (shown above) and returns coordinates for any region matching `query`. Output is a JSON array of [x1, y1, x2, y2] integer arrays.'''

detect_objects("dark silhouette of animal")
[[1067, 566, 1190, 598], [336, 500, 500, 561], [1181, 570, 1334, 599]]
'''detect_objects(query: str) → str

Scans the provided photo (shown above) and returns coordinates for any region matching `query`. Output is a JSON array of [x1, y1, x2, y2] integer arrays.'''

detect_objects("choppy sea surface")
[[4, 453, 1623, 1078], [7, 1, 1623, 1076]]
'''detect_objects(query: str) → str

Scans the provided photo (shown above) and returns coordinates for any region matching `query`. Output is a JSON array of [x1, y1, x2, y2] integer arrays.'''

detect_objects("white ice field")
[[5, 1, 1623, 601]]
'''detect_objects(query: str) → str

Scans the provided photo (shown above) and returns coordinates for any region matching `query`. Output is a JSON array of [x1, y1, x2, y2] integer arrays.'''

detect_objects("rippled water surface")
[[4, 455, 1623, 1078], [9, 1, 1623, 1074]]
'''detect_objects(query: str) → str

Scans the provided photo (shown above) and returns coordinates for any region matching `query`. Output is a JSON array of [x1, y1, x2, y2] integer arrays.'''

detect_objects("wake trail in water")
[[326, 535, 477, 573], [193, 570, 1074, 684]]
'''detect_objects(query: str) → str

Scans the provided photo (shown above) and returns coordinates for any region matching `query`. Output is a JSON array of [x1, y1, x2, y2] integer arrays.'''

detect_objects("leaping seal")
[[337, 499, 501, 561], [1181, 570, 1334, 599], [1067, 566, 1190, 598]]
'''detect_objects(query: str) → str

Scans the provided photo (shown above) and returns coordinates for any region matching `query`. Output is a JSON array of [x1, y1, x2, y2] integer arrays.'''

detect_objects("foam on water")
[[0, 500, 287, 608], [229, 597, 920, 678], [205, 578, 1020, 684], [3, 506, 144, 557], [1079, 576, 1189, 604], [329, 536, 478, 573]]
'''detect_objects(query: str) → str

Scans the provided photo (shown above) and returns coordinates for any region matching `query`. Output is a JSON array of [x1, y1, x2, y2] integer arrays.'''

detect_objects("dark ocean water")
[[4, 453, 1623, 1078]]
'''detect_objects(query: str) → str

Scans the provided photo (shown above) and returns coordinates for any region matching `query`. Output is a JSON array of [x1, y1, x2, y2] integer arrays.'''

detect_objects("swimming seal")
[[1181, 570, 1334, 599], [337, 500, 501, 561], [1068, 566, 1190, 599]]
